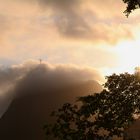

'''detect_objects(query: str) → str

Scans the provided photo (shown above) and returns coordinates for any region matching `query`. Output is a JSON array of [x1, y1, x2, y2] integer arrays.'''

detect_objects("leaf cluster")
[[44, 73, 140, 140]]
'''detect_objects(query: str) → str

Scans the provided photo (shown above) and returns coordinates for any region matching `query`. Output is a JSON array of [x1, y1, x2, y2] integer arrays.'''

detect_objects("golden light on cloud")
[[0, 0, 139, 77], [2, 1, 140, 140]]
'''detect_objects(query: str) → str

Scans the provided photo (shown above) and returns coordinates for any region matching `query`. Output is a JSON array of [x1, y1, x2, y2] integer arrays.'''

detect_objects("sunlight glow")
[[115, 38, 140, 74]]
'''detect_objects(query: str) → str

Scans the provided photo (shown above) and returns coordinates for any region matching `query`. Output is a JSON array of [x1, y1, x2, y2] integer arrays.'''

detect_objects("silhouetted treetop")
[[123, 0, 140, 16], [44, 72, 140, 140]]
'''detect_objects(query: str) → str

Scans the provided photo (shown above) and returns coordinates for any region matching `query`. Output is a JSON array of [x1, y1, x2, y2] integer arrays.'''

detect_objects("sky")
[[1, 0, 140, 114], [1, 0, 140, 75], [1, 1, 140, 139]]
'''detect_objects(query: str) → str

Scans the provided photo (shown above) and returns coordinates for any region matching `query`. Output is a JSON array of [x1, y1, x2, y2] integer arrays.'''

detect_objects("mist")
[[0, 60, 102, 140]]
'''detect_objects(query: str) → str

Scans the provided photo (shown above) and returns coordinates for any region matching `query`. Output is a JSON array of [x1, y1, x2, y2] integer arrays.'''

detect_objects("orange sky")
[[0, 0, 140, 76]]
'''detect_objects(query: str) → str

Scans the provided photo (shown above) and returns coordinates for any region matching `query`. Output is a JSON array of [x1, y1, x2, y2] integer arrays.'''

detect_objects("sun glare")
[[115, 38, 140, 74]]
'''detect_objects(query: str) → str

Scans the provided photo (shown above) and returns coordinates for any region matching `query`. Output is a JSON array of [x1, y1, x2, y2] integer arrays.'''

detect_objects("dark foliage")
[[44, 72, 140, 140], [123, 0, 140, 16]]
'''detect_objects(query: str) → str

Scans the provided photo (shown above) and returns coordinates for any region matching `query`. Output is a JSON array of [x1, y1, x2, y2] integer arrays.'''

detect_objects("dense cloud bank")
[[30, 0, 133, 42], [0, 60, 103, 117], [0, 0, 133, 48], [36, 0, 91, 38], [0, 61, 140, 139], [0, 60, 102, 140], [0, 0, 135, 68]]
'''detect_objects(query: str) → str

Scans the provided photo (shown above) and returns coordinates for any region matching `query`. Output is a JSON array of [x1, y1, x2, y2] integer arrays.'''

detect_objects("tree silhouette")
[[123, 0, 140, 16], [44, 72, 140, 140]]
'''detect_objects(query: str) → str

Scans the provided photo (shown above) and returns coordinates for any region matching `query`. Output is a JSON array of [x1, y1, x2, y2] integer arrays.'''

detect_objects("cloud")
[[0, 60, 140, 139], [0, 60, 102, 139], [0, 0, 135, 42], [0, 60, 37, 87], [0, 0, 136, 63], [0, 60, 40, 117], [33, 0, 134, 43], [14, 59, 103, 85], [12, 0, 132, 43], [0, 60, 103, 117], [37, 0, 80, 9], [36, 0, 92, 39], [0, 0, 138, 75]]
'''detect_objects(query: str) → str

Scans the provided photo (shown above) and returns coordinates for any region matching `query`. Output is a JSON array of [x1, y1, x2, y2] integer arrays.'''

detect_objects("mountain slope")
[[0, 79, 101, 140]]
